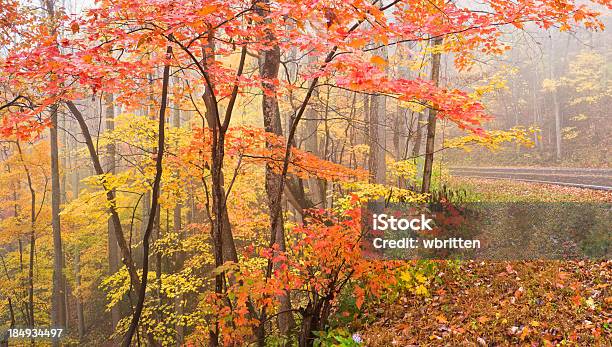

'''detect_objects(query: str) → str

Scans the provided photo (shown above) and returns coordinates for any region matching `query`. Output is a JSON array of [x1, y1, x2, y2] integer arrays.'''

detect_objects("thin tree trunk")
[[122, 46, 172, 347], [200, 78, 239, 265], [411, 112, 424, 158], [72, 165, 85, 340], [303, 57, 325, 208], [155, 207, 162, 320], [15, 142, 36, 327], [394, 59, 409, 164], [65, 101, 142, 290], [532, 70, 542, 150], [368, 94, 386, 184], [8, 297, 15, 328], [74, 250, 85, 339], [393, 104, 402, 161], [549, 35, 562, 161], [61, 111, 68, 203], [172, 77, 185, 346], [195, 35, 246, 345], [368, 47, 388, 185], [43, 0, 68, 331], [17, 238, 28, 326], [103, 92, 121, 331], [421, 37, 443, 193], [28, 227, 35, 328], [64, 277, 70, 331], [138, 192, 150, 268], [50, 104, 67, 331], [257, 9, 296, 335]]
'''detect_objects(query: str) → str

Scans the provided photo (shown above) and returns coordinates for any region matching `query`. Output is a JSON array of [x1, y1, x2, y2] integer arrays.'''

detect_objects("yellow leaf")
[[415, 273, 427, 283], [520, 327, 530, 340], [585, 297, 596, 310], [415, 284, 428, 296]]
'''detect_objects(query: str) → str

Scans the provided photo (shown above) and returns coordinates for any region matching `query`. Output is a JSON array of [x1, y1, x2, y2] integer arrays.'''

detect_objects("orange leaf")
[[370, 55, 387, 67], [377, 34, 389, 45], [513, 286, 524, 299], [354, 286, 365, 309], [571, 294, 581, 306], [70, 22, 79, 34], [478, 315, 490, 324], [198, 5, 218, 16], [348, 38, 367, 48]]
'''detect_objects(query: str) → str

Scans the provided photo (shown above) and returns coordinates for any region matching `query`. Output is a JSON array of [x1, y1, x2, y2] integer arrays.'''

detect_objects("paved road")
[[450, 166, 612, 191]]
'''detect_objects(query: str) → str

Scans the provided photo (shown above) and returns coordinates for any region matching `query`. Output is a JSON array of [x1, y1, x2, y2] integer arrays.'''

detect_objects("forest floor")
[[361, 260, 611, 346], [359, 178, 612, 346]]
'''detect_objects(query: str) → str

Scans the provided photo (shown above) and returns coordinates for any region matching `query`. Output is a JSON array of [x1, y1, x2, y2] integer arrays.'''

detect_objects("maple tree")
[[0, 0, 609, 346]]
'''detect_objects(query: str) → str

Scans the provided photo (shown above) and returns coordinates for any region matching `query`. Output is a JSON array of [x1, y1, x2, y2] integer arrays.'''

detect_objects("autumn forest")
[[0, 0, 610, 346]]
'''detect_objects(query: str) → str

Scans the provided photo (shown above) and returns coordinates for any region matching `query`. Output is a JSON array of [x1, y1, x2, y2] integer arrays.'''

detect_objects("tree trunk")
[[74, 250, 85, 339], [172, 76, 185, 346], [43, 0, 67, 329], [50, 104, 67, 331], [28, 222, 35, 328], [65, 101, 142, 291], [155, 207, 162, 320], [411, 111, 424, 159], [393, 104, 402, 161], [368, 94, 386, 185], [64, 277, 70, 331], [297, 301, 324, 347], [394, 60, 409, 164], [8, 297, 15, 328], [61, 111, 68, 203], [532, 70, 542, 151], [303, 57, 326, 208], [197, 38, 243, 346], [201, 100, 239, 263], [257, 24, 296, 335], [421, 37, 443, 193], [70, 166, 85, 340], [17, 238, 28, 326], [368, 47, 388, 185], [15, 142, 36, 327], [137, 192, 150, 268], [549, 35, 562, 161], [122, 46, 172, 347], [104, 93, 121, 331]]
